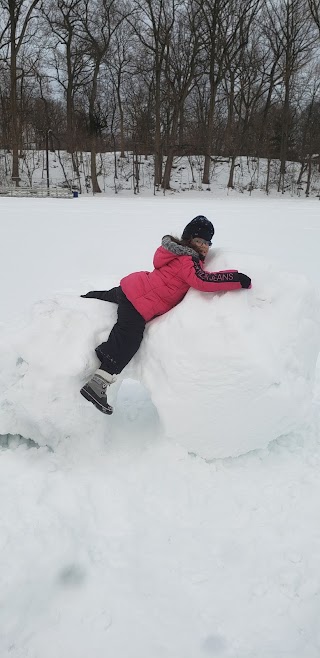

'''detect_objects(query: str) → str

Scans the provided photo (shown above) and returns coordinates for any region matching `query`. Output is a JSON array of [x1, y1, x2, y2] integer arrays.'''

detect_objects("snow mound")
[[0, 253, 319, 458]]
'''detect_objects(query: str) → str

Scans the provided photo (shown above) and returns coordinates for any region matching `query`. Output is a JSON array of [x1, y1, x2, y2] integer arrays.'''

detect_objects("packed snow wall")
[[0, 253, 319, 458]]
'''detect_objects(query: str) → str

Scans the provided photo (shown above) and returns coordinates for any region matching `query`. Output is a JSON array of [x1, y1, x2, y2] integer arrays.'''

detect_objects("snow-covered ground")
[[1, 195, 320, 657]]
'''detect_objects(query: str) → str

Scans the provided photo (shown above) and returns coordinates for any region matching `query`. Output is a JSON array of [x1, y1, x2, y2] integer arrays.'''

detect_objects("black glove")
[[238, 273, 251, 289]]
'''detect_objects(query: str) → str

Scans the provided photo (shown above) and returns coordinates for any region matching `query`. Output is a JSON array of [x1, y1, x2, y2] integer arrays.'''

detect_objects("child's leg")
[[95, 289, 146, 375], [80, 289, 145, 414], [81, 287, 120, 302]]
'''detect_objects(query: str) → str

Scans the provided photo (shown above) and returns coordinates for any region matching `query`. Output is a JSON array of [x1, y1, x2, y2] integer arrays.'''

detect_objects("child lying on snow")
[[80, 216, 251, 414]]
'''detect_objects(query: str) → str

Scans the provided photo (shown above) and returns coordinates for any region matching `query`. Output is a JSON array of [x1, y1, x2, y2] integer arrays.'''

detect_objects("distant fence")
[[0, 187, 75, 199]]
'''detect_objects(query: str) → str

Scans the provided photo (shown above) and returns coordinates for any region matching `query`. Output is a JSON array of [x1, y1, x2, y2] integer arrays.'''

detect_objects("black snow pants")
[[82, 287, 146, 375]]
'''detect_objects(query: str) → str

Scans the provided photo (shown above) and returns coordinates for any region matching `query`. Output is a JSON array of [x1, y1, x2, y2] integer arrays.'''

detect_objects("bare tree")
[[0, 0, 41, 184], [125, 55, 155, 156], [195, 0, 230, 184], [43, 0, 90, 171], [109, 21, 134, 158], [265, 0, 315, 192], [161, 1, 201, 189], [308, 0, 320, 31], [130, 0, 177, 187], [78, 0, 127, 192], [196, 0, 261, 185], [295, 67, 320, 194]]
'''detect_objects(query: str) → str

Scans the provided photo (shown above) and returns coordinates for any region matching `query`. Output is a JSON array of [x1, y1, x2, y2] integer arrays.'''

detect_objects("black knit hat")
[[181, 216, 214, 245]]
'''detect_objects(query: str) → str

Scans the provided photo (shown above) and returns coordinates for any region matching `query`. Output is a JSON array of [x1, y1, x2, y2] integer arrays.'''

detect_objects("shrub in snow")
[[0, 252, 319, 458]]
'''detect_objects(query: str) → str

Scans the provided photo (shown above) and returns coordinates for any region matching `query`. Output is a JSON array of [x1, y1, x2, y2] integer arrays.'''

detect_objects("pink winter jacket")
[[120, 235, 244, 322]]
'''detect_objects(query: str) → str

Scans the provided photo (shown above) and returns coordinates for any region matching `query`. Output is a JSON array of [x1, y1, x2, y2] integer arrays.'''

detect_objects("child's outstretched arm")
[[180, 258, 251, 293]]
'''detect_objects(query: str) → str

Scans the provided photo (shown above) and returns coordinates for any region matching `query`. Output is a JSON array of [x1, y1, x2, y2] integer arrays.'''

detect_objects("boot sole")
[[80, 387, 113, 415]]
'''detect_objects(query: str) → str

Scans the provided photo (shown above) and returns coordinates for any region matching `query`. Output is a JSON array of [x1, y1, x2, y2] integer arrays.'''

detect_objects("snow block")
[[0, 252, 319, 458]]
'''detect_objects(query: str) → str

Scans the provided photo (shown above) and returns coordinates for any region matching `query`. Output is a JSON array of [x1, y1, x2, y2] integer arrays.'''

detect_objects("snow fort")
[[0, 252, 319, 459]]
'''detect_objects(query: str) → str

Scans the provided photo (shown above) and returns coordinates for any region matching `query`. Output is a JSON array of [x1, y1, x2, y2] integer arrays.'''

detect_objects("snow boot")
[[80, 369, 116, 414]]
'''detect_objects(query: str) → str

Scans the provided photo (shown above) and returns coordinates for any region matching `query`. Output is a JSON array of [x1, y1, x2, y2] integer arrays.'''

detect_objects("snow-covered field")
[[1, 194, 320, 657]]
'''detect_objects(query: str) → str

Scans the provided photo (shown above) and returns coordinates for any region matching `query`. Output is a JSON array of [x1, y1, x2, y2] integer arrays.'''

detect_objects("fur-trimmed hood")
[[161, 235, 200, 260], [152, 236, 201, 271]]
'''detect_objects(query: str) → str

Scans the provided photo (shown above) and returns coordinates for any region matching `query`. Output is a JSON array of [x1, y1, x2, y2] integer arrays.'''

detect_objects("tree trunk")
[[161, 149, 174, 190], [278, 71, 290, 191], [202, 79, 216, 185], [89, 61, 101, 193], [66, 33, 74, 158], [227, 155, 236, 188], [266, 158, 271, 194], [297, 162, 306, 186], [259, 63, 277, 149], [154, 64, 162, 187], [10, 1, 19, 185], [297, 95, 315, 189], [225, 72, 235, 153], [116, 82, 125, 158], [305, 156, 312, 196], [72, 152, 80, 177], [90, 138, 100, 193], [162, 111, 180, 189], [202, 117, 213, 184], [178, 101, 184, 148]]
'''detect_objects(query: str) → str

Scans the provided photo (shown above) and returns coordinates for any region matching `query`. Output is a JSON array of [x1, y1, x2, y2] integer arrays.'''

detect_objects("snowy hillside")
[[1, 194, 320, 657], [1, 149, 320, 197]]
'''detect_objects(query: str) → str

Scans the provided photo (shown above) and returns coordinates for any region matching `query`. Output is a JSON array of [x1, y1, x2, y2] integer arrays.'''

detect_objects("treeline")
[[1, 0, 320, 192]]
